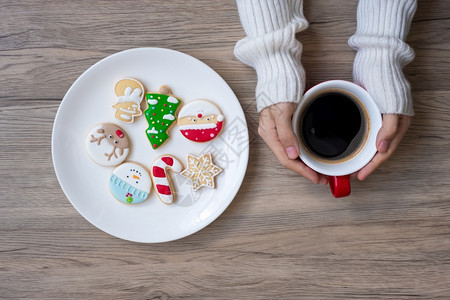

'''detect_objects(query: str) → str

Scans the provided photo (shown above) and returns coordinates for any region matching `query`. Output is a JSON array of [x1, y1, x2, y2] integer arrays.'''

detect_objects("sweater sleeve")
[[348, 0, 417, 116], [234, 0, 308, 113]]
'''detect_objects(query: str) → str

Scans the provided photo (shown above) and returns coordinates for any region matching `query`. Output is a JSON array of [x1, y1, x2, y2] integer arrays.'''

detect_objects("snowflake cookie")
[[180, 153, 222, 191]]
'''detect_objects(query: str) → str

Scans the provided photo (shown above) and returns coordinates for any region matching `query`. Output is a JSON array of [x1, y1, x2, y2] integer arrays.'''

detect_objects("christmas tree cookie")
[[144, 85, 182, 149]]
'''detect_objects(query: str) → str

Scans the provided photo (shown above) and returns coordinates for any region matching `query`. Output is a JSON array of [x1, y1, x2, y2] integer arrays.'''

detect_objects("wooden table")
[[1, 1, 449, 298]]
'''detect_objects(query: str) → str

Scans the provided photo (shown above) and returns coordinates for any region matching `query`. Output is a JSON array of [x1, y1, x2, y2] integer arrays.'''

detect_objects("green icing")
[[144, 93, 181, 149]]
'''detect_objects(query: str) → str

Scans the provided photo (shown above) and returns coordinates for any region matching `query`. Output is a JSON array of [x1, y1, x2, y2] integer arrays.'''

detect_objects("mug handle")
[[328, 175, 351, 198]]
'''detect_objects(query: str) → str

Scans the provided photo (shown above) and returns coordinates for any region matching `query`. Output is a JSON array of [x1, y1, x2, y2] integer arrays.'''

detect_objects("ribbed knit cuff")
[[234, 0, 308, 113], [349, 0, 417, 116]]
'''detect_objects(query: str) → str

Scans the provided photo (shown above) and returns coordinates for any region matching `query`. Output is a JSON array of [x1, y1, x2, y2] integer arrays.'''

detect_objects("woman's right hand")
[[258, 102, 328, 185]]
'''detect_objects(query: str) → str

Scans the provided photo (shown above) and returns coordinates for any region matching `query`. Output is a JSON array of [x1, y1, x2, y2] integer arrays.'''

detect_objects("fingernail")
[[378, 140, 390, 153], [285, 147, 298, 159]]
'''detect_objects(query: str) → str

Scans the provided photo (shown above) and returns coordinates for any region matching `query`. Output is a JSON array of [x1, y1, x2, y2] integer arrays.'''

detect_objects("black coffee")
[[300, 92, 366, 159]]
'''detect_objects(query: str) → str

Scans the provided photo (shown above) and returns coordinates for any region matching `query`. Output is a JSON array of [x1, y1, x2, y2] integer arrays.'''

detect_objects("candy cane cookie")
[[150, 155, 183, 205]]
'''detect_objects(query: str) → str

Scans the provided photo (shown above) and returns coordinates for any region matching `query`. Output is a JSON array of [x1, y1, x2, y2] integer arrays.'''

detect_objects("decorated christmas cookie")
[[86, 123, 130, 167], [177, 99, 224, 142], [144, 86, 182, 149], [151, 155, 183, 205], [112, 78, 145, 123], [180, 153, 222, 191], [109, 162, 152, 204]]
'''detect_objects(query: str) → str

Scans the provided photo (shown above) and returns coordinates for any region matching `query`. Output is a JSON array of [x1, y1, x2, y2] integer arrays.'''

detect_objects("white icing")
[[179, 123, 217, 130], [119, 105, 139, 114], [178, 99, 222, 119], [85, 124, 129, 167], [217, 115, 224, 122], [147, 127, 158, 134], [163, 114, 175, 121], [116, 87, 143, 104], [112, 162, 151, 193], [167, 96, 178, 104], [119, 113, 132, 120], [148, 99, 158, 105]]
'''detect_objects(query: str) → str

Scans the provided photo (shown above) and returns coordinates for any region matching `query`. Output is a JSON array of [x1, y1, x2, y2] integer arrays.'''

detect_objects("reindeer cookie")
[[112, 78, 145, 123], [85, 123, 130, 167]]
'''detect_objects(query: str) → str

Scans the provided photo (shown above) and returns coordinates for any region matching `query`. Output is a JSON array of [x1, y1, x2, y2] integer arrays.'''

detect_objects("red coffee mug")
[[292, 80, 382, 198]]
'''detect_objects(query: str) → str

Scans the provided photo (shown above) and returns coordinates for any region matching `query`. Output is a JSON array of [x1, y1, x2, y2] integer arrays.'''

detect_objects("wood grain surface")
[[1, 0, 450, 298]]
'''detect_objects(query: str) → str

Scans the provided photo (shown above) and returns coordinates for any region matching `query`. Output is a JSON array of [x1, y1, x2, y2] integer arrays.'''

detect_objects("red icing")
[[161, 156, 174, 166], [152, 166, 166, 178], [156, 184, 171, 195], [153, 144, 158, 148], [116, 130, 124, 138], [197, 113, 203, 118], [180, 121, 223, 142]]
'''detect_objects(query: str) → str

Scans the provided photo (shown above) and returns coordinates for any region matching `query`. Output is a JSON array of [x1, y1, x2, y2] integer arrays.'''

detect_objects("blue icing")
[[109, 174, 149, 204]]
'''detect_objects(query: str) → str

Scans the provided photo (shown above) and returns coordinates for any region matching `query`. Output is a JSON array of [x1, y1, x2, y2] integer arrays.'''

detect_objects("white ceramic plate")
[[52, 48, 249, 243]]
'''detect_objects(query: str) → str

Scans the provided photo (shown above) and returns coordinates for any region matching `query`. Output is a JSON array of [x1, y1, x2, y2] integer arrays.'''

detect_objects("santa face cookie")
[[112, 78, 145, 123], [109, 162, 152, 204], [177, 100, 224, 142], [144, 85, 182, 149], [86, 123, 130, 167]]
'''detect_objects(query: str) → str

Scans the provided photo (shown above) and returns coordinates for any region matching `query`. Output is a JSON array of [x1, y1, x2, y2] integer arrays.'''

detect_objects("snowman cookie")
[[112, 78, 145, 123], [144, 85, 182, 149], [86, 123, 130, 167], [109, 162, 152, 204], [177, 100, 224, 142]]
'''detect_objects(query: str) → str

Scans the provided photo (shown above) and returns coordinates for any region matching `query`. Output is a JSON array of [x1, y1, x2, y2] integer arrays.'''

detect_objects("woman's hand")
[[258, 103, 328, 185], [356, 114, 412, 181]]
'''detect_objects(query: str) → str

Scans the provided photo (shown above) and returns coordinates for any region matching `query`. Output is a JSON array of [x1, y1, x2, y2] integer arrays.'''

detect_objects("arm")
[[348, 0, 417, 180], [235, 0, 327, 184], [234, 0, 308, 112]]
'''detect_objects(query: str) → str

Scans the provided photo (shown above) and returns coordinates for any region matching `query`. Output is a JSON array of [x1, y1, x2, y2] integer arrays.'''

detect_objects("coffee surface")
[[301, 92, 364, 159]]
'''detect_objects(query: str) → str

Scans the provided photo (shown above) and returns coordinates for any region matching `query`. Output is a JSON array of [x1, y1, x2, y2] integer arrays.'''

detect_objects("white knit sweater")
[[234, 0, 417, 115]]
